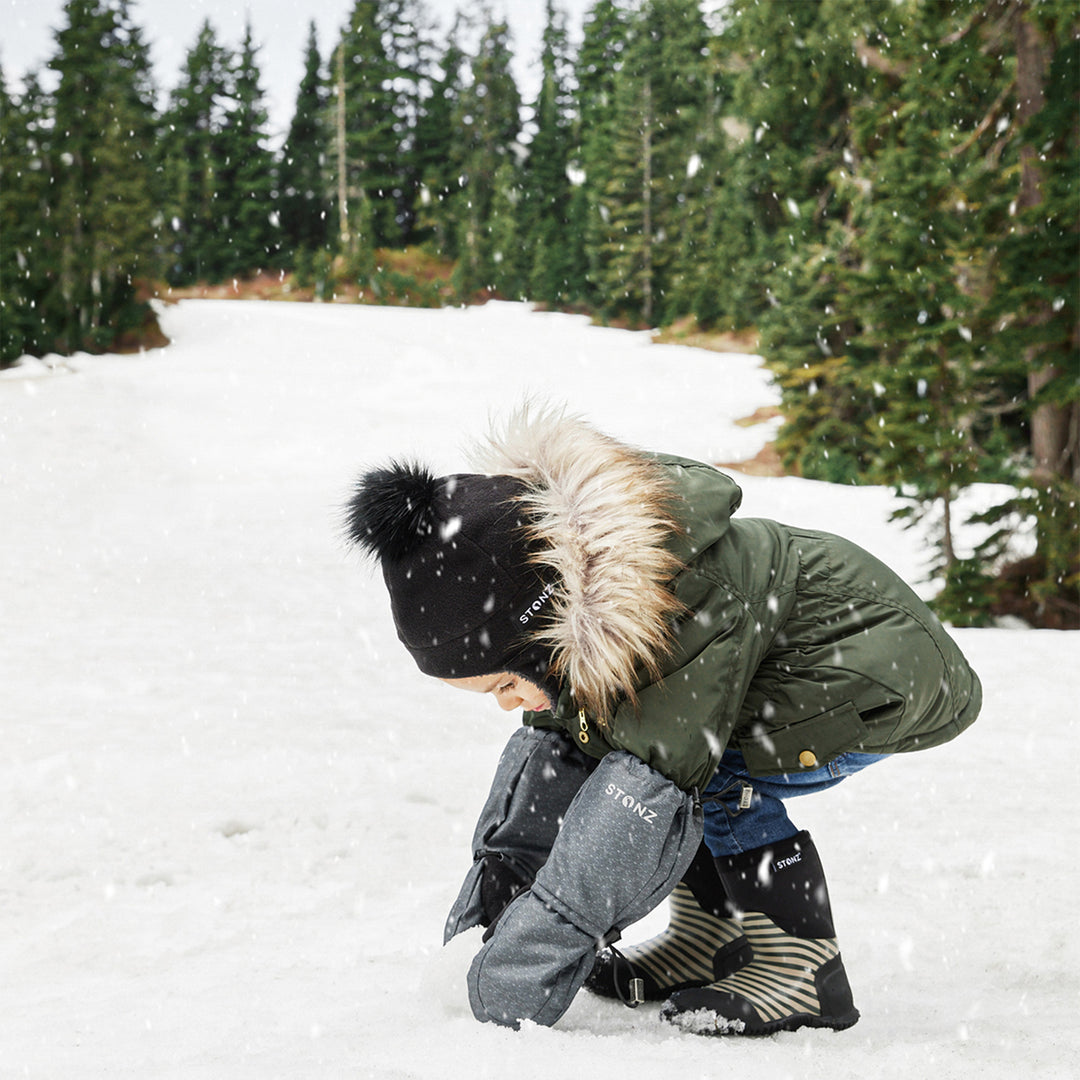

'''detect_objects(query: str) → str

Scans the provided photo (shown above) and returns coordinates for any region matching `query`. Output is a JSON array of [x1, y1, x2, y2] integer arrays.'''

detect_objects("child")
[[344, 405, 981, 1035]]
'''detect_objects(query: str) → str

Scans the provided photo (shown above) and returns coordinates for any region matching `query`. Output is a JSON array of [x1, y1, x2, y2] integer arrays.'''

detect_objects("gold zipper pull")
[[577, 708, 590, 745]]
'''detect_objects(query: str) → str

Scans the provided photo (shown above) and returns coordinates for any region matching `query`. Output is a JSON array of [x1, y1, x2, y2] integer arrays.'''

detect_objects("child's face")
[[439, 672, 552, 714]]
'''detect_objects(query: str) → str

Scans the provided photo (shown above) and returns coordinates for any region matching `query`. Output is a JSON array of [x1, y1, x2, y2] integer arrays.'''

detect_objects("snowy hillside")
[[1, 300, 1077, 1079]]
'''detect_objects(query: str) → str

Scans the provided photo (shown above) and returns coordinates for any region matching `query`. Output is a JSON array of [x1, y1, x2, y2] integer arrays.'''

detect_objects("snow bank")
[[1, 300, 1076, 1079]]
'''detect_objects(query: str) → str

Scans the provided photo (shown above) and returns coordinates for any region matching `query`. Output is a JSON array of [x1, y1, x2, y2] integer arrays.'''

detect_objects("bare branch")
[[852, 36, 910, 78], [950, 79, 1015, 156]]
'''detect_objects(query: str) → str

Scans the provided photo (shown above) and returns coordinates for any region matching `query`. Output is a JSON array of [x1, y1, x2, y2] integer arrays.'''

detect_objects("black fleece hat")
[[344, 462, 558, 692]]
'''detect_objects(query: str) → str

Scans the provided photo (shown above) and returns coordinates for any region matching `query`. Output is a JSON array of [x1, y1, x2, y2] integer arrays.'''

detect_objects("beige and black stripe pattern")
[[587, 883, 749, 1001], [705, 912, 836, 1022], [627, 884, 747, 992], [660, 911, 859, 1035]]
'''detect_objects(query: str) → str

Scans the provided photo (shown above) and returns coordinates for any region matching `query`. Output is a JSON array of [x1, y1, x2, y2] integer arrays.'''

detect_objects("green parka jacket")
[[477, 411, 981, 794]]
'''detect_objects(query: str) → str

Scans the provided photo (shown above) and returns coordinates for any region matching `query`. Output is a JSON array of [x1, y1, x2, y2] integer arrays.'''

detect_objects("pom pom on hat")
[[344, 461, 440, 562]]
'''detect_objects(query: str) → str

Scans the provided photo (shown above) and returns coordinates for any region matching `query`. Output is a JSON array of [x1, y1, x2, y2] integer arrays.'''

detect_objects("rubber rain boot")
[[660, 831, 859, 1036]]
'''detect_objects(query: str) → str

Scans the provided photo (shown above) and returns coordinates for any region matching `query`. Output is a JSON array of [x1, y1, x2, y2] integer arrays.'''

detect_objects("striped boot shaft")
[[586, 883, 750, 1002], [716, 913, 836, 1020]]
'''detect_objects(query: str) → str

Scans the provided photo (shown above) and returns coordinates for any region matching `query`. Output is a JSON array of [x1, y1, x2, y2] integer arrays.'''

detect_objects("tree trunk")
[[640, 77, 654, 326], [941, 490, 956, 569], [1014, 5, 1075, 481], [336, 43, 349, 253]]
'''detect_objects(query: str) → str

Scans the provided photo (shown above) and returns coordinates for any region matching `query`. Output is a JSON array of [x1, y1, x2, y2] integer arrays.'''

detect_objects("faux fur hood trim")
[[471, 405, 685, 722]]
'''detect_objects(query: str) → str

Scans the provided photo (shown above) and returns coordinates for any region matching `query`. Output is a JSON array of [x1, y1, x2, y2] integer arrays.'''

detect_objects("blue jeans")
[[701, 748, 888, 857]]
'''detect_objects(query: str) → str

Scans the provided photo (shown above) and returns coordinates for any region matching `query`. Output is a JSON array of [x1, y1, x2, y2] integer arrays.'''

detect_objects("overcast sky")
[[2, 0, 593, 139]]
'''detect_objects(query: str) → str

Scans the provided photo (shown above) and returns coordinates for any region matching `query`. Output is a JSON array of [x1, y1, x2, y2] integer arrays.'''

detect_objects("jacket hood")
[[471, 406, 685, 721]]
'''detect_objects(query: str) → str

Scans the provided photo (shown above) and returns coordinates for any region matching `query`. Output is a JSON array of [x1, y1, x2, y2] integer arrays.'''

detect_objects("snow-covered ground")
[[1, 300, 1077, 1079]]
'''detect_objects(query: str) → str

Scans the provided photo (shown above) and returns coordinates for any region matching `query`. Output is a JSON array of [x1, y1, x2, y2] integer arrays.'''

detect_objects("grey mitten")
[[444, 726, 596, 943], [466, 750, 703, 1028]]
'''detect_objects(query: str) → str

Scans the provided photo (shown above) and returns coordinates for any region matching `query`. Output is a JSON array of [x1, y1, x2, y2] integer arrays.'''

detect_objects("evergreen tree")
[[572, 0, 632, 312], [594, 0, 710, 324], [45, 0, 161, 351], [279, 22, 331, 261], [757, 0, 1077, 624], [709, 0, 887, 329], [333, 0, 418, 257], [992, 0, 1079, 485], [488, 158, 527, 299], [160, 20, 234, 283], [598, 12, 659, 323], [764, 0, 991, 485], [0, 69, 53, 363], [414, 18, 467, 256], [663, 63, 721, 324], [519, 0, 577, 307], [381, 0, 437, 244], [448, 10, 522, 300], [218, 20, 280, 275], [968, 0, 1079, 623], [655, 6, 729, 327]]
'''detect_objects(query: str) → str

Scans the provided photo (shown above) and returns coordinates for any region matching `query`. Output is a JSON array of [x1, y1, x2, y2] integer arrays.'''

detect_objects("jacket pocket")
[[737, 702, 869, 776]]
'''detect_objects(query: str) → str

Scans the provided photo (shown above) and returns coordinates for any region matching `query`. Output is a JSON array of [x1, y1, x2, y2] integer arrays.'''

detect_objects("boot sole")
[[661, 1003, 860, 1037]]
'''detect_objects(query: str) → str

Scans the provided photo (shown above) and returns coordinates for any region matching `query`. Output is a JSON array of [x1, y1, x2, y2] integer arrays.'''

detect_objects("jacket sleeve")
[[466, 750, 703, 1028]]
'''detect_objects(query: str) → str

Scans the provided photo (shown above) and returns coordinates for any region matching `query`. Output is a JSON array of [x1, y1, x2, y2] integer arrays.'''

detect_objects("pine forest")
[[1, 0, 1077, 626]]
